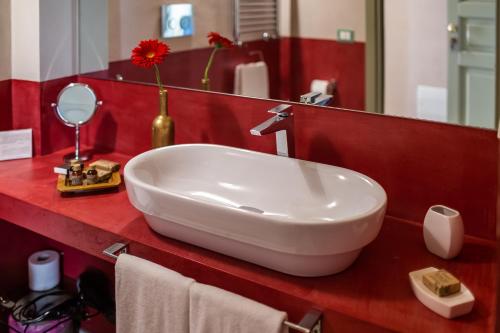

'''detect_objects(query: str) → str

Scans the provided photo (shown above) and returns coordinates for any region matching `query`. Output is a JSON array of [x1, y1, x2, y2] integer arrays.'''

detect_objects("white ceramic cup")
[[423, 205, 464, 259]]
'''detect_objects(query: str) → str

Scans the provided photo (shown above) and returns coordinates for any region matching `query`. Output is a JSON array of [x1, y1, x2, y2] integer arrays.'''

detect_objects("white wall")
[[108, 0, 233, 62], [10, 0, 80, 82], [384, 0, 448, 118], [11, 0, 40, 81], [40, 0, 78, 81], [279, 0, 366, 42], [0, 0, 11, 81], [80, 0, 109, 73]]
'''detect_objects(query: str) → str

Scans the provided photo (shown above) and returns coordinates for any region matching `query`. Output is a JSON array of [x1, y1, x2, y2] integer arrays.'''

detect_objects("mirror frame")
[[53, 83, 101, 128]]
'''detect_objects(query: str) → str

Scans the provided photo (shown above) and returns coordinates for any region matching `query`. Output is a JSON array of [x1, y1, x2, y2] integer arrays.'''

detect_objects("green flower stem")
[[203, 48, 218, 81], [153, 64, 163, 91]]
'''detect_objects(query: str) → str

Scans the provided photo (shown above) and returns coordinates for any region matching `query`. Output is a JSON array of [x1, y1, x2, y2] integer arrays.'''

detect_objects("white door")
[[448, 0, 497, 128]]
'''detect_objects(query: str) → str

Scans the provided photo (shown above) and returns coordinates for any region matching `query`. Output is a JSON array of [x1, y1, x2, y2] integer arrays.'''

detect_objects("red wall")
[[11, 80, 42, 155], [40, 76, 80, 154], [0, 80, 12, 131], [77, 77, 498, 241], [8, 77, 77, 155]]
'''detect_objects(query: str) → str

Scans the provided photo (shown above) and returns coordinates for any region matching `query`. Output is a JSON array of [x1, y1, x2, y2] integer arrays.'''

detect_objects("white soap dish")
[[409, 267, 474, 319]]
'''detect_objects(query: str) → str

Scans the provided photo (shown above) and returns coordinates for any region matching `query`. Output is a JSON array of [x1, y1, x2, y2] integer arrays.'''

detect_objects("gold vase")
[[201, 78, 210, 91], [152, 88, 174, 148]]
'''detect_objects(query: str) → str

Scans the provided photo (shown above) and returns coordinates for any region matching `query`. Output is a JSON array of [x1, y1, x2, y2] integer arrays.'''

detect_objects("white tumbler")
[[423, 205, 464, 259]]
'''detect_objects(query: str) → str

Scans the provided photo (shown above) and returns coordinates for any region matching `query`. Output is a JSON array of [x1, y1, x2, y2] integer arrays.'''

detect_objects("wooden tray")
[[57, 172, 121, 193]]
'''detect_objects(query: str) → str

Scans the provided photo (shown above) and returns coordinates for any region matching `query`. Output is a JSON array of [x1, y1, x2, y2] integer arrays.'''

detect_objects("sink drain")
[[238, 206, 264, 214]]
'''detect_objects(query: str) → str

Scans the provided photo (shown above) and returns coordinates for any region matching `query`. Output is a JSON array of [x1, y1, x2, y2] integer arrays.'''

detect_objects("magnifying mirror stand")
[[75, 125, 81, 160], [57, 122, 92, 162], [68, 124, 90, 162]]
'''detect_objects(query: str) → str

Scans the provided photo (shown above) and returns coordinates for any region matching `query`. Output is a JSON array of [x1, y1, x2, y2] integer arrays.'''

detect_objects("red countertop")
[[0, 147, 496, 332]]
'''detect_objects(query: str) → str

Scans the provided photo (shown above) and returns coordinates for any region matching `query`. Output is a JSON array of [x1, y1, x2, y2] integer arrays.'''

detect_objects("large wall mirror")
[[78, 0, 498, 129]]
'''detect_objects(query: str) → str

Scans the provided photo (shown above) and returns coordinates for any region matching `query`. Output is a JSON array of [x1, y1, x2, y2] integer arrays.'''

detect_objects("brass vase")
[[201, 78, 210, 91], [152, 88, 174, 148]]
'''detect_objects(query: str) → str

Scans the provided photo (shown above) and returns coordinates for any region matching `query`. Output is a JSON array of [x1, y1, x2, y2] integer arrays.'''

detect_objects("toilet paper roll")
[[28, 250, 61, 291], [310, 79, 329, 94]]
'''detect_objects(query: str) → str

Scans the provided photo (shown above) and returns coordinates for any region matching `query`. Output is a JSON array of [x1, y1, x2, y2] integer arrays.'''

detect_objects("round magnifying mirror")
[[52, 83, 102, 161]]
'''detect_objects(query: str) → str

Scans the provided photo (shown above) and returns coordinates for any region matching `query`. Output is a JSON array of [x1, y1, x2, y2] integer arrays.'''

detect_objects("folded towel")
[[234, 61, 270, 99], [189, 282, 288, 333], [115, 254, 194, 333]]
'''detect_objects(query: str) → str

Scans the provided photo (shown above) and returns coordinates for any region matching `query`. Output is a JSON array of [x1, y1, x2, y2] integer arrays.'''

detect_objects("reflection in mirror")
[[79, 0, 365, 110], [384, 0, 497, 129], [56, 85, 99, 125], [78, 0, 497, 129], [52, 83, 102, 161]]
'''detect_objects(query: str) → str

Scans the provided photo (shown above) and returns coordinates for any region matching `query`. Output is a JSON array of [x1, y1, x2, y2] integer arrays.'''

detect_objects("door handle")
[[448, 23, 459, 51], [447, 23, 458, 33]]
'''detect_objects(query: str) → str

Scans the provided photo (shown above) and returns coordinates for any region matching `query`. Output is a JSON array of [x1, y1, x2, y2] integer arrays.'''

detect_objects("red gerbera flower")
[[131, 39, 170, 69], [207, 32, 234, 49]]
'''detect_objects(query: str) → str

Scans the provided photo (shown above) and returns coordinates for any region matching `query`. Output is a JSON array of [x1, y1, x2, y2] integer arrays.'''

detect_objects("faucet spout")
[[250, 114, 289, 136], [250, 104, 295, 158]]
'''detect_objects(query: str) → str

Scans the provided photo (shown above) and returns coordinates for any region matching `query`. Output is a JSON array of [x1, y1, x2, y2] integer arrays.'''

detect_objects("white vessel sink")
[[124, 144, 387, 277]]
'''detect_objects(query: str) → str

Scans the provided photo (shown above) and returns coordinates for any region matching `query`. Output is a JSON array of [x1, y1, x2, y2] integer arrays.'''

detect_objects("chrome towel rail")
[[103, 243, 323, 333], [234, 0, 279, 44]]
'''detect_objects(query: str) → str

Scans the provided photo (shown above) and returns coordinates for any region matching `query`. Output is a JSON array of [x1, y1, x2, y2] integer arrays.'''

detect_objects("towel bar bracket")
[[102, 243, 322, 332], [103, 242, 128, 260], [284, 308, 322, 333]]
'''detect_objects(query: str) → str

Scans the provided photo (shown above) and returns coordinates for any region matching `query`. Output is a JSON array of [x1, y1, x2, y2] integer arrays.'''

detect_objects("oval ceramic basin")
[[124, 144, 387, 277]]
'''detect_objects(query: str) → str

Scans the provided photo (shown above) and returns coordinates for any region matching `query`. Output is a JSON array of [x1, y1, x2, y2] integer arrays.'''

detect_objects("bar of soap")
[[96, 169, 113, 182], [422, 269, 461, 297], [90, 159, 120, 172]]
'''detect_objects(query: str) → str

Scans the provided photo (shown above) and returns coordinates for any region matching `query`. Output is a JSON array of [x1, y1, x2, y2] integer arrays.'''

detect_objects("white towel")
[[115, 254, 194, 333], [234, 61, 270, 99], [189, 282, 288, 333]]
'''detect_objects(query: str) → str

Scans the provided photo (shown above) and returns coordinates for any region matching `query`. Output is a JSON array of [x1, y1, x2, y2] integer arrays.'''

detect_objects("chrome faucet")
[[250, 104, 295, 158], [300, 91, 333, 106]]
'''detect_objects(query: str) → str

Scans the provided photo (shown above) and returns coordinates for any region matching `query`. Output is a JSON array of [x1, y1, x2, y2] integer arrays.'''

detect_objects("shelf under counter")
[[0, 147, 496, 333]]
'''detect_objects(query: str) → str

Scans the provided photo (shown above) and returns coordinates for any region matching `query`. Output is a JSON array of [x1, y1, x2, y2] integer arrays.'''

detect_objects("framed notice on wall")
[[0, 129, 33, 161]]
